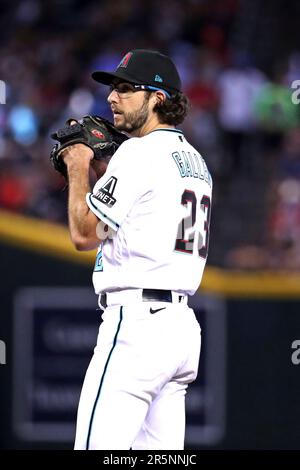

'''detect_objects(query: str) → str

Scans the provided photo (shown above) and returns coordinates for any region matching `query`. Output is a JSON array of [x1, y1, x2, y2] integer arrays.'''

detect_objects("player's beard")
[[116, 95, 150, 133]]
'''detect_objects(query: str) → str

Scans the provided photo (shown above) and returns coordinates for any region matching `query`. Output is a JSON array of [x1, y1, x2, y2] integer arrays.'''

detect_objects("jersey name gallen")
[[172, 150, 212, 186]]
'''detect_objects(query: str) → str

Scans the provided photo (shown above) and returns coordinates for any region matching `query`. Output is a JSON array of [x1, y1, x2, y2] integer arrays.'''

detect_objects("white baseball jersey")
[[86, 128, 212, 296]]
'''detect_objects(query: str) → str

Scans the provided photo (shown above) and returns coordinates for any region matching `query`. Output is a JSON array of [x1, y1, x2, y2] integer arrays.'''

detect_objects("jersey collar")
[[149, 128, 184, 135]]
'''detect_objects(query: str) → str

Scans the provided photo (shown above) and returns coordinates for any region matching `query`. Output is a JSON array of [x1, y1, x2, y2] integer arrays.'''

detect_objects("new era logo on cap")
[[154, 74, 163, 83]]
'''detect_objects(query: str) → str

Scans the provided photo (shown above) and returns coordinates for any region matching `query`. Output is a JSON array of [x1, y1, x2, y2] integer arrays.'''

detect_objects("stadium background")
[[1, 0, 300, 449]]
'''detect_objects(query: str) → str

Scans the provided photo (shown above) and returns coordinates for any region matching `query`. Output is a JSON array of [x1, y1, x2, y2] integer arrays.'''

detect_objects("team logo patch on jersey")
[[94, 176, 117, 207]]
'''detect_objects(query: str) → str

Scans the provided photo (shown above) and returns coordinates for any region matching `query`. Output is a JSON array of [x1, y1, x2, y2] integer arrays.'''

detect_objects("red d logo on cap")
[[118, 52, 133, 68]]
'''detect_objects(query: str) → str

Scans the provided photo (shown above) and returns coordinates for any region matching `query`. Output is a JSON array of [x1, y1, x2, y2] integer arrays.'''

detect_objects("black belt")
[[100, 289, 185, 309]]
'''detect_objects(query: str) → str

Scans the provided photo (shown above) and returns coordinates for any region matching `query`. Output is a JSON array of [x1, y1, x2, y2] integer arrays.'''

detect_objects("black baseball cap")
[[92, 49, 181, 94]]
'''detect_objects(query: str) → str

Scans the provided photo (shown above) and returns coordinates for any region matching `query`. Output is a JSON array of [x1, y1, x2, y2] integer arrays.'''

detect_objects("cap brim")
[[91, 70, 144, 86], [91, 71, 120, 85]]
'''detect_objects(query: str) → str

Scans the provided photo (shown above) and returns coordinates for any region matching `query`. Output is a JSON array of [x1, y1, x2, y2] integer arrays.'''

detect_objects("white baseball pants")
[[74, 301, 201, 450]]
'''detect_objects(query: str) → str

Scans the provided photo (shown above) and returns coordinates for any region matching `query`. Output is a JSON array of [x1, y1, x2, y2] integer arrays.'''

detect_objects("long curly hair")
[[153, 92, 190, 126]]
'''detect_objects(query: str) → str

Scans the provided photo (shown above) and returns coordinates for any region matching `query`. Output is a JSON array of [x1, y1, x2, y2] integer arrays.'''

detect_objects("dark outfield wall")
[[1, 242, 300, 450]]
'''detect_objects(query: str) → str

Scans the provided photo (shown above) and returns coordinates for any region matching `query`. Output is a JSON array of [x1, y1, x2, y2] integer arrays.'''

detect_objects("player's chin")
[[113, 113, 123, 125], [113, 114, 127, 131]]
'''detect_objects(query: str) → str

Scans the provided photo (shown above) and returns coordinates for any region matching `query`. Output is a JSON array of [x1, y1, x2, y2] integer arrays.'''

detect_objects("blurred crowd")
[[0, 0, 300, 269]]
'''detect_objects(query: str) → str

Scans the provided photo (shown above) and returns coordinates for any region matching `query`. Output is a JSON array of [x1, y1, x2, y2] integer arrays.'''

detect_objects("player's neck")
[[132, 115, 174, 138]]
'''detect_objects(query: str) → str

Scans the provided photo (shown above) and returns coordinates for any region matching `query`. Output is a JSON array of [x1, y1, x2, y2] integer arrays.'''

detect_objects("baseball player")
[[60, 49, 212, 450]]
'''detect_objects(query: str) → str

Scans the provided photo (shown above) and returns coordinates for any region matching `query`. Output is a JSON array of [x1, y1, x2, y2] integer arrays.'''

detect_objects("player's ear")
[[155, 90, 166, 105]]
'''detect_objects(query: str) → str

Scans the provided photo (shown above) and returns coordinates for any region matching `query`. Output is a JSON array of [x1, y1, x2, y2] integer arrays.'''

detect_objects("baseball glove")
[[50, 115, 128, 180]]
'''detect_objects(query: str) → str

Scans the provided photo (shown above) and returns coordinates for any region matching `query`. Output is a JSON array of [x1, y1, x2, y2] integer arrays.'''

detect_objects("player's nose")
[[107, 89, 118, 104]]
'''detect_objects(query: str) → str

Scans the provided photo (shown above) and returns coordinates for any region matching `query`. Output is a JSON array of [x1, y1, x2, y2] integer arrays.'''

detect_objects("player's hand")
[[60, 143, 94, 167]]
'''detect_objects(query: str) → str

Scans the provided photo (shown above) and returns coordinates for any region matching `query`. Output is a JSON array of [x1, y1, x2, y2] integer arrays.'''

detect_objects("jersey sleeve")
[[86, 138, 146, 231]]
